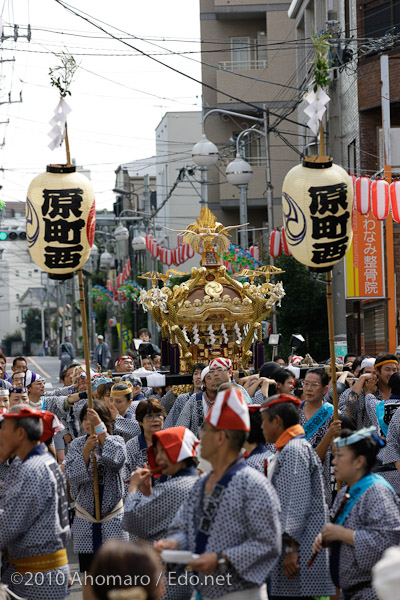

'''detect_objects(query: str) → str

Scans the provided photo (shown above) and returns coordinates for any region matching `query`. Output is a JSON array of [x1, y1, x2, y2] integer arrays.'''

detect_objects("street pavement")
[[16, 355, 84, 598]]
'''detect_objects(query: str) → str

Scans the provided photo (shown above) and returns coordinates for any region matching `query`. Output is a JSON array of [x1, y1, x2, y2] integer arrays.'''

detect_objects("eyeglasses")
[[144, 414, 164, 421], [303, 381, 321, 389]]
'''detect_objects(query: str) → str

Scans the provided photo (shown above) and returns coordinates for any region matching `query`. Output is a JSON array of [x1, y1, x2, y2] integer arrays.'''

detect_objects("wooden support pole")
[[65, 123, 71, 167], [326, 270, 339, 421], [78, 268, 101, 520]]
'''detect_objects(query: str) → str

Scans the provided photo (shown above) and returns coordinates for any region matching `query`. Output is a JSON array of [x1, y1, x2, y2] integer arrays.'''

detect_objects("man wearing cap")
[[157, 385, 282, 600], [94, 334, 111, 370], [0, 405, 70, 600], [208, 357, 252, 404], [260, 394, 334, 600], [115, 355, 135, 374]]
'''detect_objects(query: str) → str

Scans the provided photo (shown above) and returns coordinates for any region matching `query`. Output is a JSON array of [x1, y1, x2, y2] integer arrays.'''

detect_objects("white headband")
[[201, 366, 210, 382], [360, 357, 375, 371]]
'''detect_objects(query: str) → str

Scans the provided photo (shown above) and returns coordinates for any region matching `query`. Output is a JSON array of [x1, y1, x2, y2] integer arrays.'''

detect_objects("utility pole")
[[263, 105, 278, 335], [143, 175, 157, 341], [381, 55, 397, 352], [238, 185, 249, 248]]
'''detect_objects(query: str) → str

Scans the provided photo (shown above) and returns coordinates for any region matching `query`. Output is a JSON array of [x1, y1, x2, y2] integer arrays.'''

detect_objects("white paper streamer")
[[303, 88, 330, 135], [234, 321, 242, 344], [182, 326, 190, 343], [48, 98, 71, 150], [192, 324, 200, 345], [208, 324, 216, 345], [220, 323, 229, 344]]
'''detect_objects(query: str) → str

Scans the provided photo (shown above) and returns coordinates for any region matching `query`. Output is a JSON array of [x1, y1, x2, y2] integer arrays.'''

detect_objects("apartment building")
[[199, 0, 300, 248]]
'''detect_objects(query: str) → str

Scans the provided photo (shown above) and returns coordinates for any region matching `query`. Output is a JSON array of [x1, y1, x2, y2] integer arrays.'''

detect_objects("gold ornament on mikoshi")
[[281, 158, 353, 271], [26, 165, 96, 278]]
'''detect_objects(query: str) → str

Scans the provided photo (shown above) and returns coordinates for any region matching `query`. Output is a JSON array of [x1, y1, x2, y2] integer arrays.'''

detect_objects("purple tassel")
[[161, 337, 170, 367], [255, 341, 265, 371], [169, 344, 180, 374]]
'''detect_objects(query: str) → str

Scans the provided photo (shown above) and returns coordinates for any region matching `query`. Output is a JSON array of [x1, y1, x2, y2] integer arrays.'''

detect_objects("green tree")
[[275, 255, 329, 361], [24, 309, 43, 349]]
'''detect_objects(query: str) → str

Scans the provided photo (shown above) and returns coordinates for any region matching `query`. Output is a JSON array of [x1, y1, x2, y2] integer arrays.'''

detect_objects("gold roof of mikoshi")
[[138, 208, 285, 372]]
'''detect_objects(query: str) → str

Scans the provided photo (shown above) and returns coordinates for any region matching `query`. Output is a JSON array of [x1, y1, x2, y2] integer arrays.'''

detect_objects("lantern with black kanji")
[[26, 164, 96, 279], [281, 157, 353, 271]]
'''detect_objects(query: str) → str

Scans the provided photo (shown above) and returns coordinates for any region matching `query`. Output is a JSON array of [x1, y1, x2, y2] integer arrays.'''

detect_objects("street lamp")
[[191, 134, 219, 206], [191, 134, 219, 166], [114, 223, 129, 242], [132, 234, 146, 251], [99, 250, 113, 271], [225, 154, 253, 249], [190, 106, 278, 333]]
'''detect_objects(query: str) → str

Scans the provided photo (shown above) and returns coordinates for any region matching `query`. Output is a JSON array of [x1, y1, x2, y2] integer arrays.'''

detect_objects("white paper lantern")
[[26, 165, 95, 278], [355, 176, 371, 215], [390, 181, 400, 224], [282, 158, 353, 270], [371, 179, 390, 220], [269, 229, 281, 258]]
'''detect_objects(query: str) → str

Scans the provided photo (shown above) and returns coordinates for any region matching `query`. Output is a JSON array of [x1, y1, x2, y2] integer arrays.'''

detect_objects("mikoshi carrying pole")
[[78, 268, 101, 520]]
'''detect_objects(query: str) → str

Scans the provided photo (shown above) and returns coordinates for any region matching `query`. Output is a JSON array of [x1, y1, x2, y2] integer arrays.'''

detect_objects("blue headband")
[[334, 426, 384, 448], [91, 376, 112, 391]]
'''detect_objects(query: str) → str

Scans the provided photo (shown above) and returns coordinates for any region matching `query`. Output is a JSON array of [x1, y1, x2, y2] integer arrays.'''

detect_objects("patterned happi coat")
[[65, 433, 128, 554], [330, 481, 400, 599], [167, 462, 281, 599], [245, 443, 273, 474], [123, 465, 199, 600], [300, 405, 336, 506], [270, 437, 335, 597], [339, 387, 373, 430], [0, 445, 70, 600], [122, 465, 198, 542], [382, 406, 400, 494], [164, 392, 194, 428]]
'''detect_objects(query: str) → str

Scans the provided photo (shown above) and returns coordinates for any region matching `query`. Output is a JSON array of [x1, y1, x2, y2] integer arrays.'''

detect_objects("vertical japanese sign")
[[345, 210, 385, 299], [116, 323, 132, 356]]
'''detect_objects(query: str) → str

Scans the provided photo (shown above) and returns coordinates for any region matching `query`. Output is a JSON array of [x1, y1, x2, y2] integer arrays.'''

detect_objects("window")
[[15, 270, 19, 277], [28, 271, 32, 277], [363, 0, 400, 37], [16, 294, 19, 300], [231, 37, 250, 70], [256, 31, 267, 67]]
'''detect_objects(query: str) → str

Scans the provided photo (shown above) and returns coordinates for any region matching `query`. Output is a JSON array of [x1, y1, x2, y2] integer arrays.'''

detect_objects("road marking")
[[27, 356, 52, 379]]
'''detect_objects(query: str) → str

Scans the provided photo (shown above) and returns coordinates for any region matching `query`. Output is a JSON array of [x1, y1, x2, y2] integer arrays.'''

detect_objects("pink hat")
[[206, 387, 250, 431]]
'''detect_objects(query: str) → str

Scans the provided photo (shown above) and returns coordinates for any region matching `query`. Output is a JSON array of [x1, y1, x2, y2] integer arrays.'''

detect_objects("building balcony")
[[214, 1, 274, 19], [219, 59, 268, 71]]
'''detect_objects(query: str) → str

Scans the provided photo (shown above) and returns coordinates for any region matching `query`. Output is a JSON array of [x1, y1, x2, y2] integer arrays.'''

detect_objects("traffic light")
[[0, 230, 26, 241]]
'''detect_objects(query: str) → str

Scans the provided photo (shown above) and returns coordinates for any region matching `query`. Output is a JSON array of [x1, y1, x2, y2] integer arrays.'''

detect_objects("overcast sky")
[[0, 0, 201, 210]]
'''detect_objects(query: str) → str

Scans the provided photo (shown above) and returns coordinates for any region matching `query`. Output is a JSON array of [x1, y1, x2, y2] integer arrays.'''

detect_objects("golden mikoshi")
[[138, 207, 285, 373]]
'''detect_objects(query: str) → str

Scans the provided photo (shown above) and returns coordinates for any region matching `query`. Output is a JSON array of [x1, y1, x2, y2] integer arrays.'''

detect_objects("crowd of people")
[[0, 346, 400, 600]]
